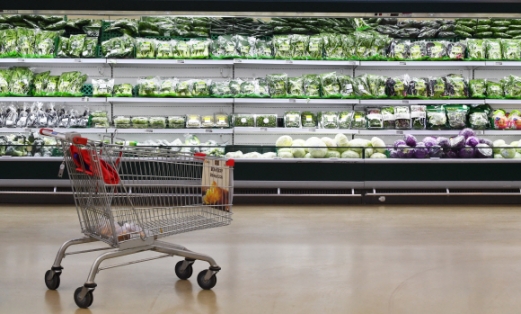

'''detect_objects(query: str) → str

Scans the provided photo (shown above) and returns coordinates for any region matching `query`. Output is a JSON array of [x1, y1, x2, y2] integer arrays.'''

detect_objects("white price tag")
[[108, 59, 117, 64], [145, 129, 153, 133], [308, 128, 316, 132], [401, 100, 409, 104], [399, 61, 407, 66], [177, 59, 185, 64], [205, 129, 213, 133], [285, 60, 293, 64], [74, 59, 81, 63], [348, 61, 356, 66], [235, 59, 242, 63], [495, 62, 503, 66], [289, 99, 296, 103], [396, 130, 404, 135], [260, 127, 268, 131], [24, 128, 32, 132], [17, 58, 24, 62], [82, 97, 89, 102], [475, 130, 484, 135]]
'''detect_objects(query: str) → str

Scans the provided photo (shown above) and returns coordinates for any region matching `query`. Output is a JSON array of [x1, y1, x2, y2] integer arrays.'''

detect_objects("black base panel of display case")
[[364, 194, 521, 205]]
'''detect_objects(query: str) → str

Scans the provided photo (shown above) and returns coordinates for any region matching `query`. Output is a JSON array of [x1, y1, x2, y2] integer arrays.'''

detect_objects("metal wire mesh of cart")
[[58, 134, 234, 248]]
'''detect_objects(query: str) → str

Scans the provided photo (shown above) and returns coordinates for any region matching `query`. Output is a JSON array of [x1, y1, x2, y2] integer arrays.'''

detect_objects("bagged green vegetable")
[[131, 116, 149, 129], [388, 40, 409, 60], [212, 35, 238, 59], [429, 76, 446, 98], [0, 70, 11, 95], [426, 105, 448, 130], [167, 116, 185, 129], [303, 74, 321, 98], [486, 39, 502, 60], [503, 75, 521, 99], [354, 31, 374, 59], [410, 105, 426, 130], [426, 41, 447, 60], [138, 76, 160, 97], [267, 73, 288, 98], [155, 40, 172, 59], [229, 78, 243, 96], [55, 37, 69, 58], [82, 37, 98, 58], [158, 78, 178, 97], [351, 111, 366, 129], [381, 106, 395, 129], [338, 111, 352, 129], [16, 28, 36, 57], [408, 41, 427, 60], [32, 71, 50, 96], [367, 34, 390, 60], [233, 114, 254, 127], [172, 40, 190, 59], [323, 33, 344, 60], [307, 35, 323, 60], [233, 35, 255, 58], [0, 29, 17, 57], [113, 116, 132, 128], [353, 75, 372, 98], [255, 38, 273, 59], [9, 67, 34, 96], [188, 39, 210, 59], [57, 71, 87, 96], [273, 35, 291, 59], [446, 41, 466, 60], [320, 72, 341, 98], [406, 77, 429, 98], [318, 111, 339, 129], [284, 111, 301, 128], [301, 111, 317, 127], [501, 39, 521, 60], [469, 79, 486, 98], [486, 80, 503, 98], [236, 79, 255, 98], [287, 77, 304, 98], [135, 38, 156, 59], [290, 34, 309, 60], [68, 34, 86, 58], [394, 106, 411, 129], [255, 114, 277, 128], [44, 76, 59, 96], [176, 80, 193, 97], [366, 108, 383, 129], [113, 83, 133, 97], [34, 30, 57, 57], [445, 105, 469, 129], [92, 79, 114, 97], [210, 80, 233, 98], [466, 39, 485, 60], [101, 35, 134, 58], [367, 74, 387, 98], [468, 104, 491, 130], [444, 74, 469, 98], [338, 75, 355, 99], [385, 75, 408, 98]]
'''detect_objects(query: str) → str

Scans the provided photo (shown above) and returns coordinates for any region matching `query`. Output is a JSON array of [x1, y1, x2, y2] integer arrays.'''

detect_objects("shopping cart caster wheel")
[[175, 261, 193, 280], [74, 287, 94, 309], [197, 270, 217, 290], [44, 270, 60, 290]]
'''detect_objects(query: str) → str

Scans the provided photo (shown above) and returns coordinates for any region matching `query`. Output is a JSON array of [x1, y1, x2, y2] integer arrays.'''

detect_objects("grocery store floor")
[[3, 205, 521, 314]]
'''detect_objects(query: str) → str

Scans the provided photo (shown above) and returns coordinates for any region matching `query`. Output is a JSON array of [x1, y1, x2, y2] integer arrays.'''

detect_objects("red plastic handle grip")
[[73, 136, 88, 145], [39, 128, 54, 136]]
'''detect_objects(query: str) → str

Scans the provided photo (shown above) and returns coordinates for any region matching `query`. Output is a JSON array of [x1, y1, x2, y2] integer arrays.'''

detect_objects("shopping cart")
[[40, 129, 234, 309]]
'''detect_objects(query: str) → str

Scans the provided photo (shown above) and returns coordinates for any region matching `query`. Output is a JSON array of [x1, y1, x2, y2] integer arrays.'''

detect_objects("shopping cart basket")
[[40, 129, 234, 309]]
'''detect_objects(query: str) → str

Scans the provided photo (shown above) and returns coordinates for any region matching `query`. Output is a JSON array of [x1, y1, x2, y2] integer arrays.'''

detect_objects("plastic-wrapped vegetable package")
[[410, 105, 426, 129], [426, 41, 447, 60], [176, 80, 193, 97], [267, 74, 288, 98], [229, 78, 243, 96], [444, 74, 469, 98], [0, 29, 18, 58], [428, 76, 446, 98], [303, 74, 321, 98], [58, 71, 87, 97], [189, 39, 210, 59], [172, 40, 190, 59], [445, 105, 469, 129], [427, 105, 448, 130], [354, 32, 374, 59], [149, 116, 167, 129], [256, 79, 270, 98], [16, 28, 36, 57], [191, 79, 211, 97], [287, 77, 304, 98], [200, 114, 215, 128], [320, 72, 341, 98], [57, 106, 69, 128], [214, 113, 230, 128], [16, 103, 29, 128], [55, 37, 69, 58], [236, 79, 255, 98], [92, 78, 114, 97], [501, 39, 521, 60], [366, 74, 387, 98], [210, 80, 232, 98], [316, 111, 337, 129], [0, 70, 10, 96], [158, 78, 177, 97], [135, 38, 156, 59], [366, 108, 383, 129], [351, 111, 366, 129], [385, 75, 408, 98], [155, 40, 172, 59], [113, 116, 131, 128], [503, 75, 521, 99], [446, 42, 466, 60], [131, 116, 149, 129], [90, 110, 109, 128], [382, 106, 395, 129], [33, 71, 50, 96], [46, 103, 59, 128], [255, 114, 277, 128], [82, 37, 98, 58], [323, 33, 344, 60], [166, 116, 185, 129], [486, 39, 502, 60], [307, 35, 323, 60], [101, 35, 134, 58], [338, 75, 355, 99], [486, 80, 504, 98], [67, 34, 86, 58], [394, 106, 411, 129], [338, 111, 352, 129], [233, 114, 254, 127], [273, 35, 291, 59], [284, 111, 301, 128], [353, 75, 372, 98], [468, 105, 491, 130], [184, 114, 201, 128], [388, 40, 409, 60], [34, 30, 57, 58], [255, 38, 273, 59], [406, 77, 429, 98], [25, 103, 38, 128], [368, 34, 391, 60], [9, 67, 34, 96], [408, 41, 427, 60], [469, 79, 486, 98], [466, 39, 486, 60], [113, 83, 133, 97], [300, 111, 317, 128], [289, 34, 309, 60], [74, 108, 91, 128], [4, 104, 18, 128], [212, 35, 239, 59], [138, 77, 160, 97]]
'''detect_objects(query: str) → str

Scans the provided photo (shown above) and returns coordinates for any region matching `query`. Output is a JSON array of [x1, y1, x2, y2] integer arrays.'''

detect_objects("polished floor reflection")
[[2, 204, 521, 313]]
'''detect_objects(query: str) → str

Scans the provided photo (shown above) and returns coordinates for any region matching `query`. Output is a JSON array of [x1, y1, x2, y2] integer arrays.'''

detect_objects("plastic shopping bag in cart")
[[69, 145, 120, 185], [201, 155, 233, 211]]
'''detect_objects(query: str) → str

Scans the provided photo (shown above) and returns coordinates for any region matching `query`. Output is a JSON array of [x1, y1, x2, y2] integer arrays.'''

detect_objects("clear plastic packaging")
[[319, 111, 339, 129], [186, 114, 202, 128], [284, 111, 301, 128], [351, 111, 366, 129], [46, 103, 59, 128], [255, 114, 277, 128], [426, 105, 448, 130], [113, 83, 133, 97], [266, 74, 288, 98], [300, 111, 317, 128], [135, 38, 156, 59], [338, 111, 353, 129], [445, 105, 469, 129], [167, 116, 185, 129], [34, 102, 47, 127], [287, 77, 304, 98], [191, 79, 211, 97], [214, 113, 230, 128], [234, 35, 256, 58], [255, 38, 273, 59], [16, 103, 28, 128], [233, 114, 254, 127], [149, 116, 167, 129], [113, 116, 131, 129], [303, 74, 321, 98], [394, 106, 411, 129], [159, 78, 178, 97], [210, 80, 232, 98], [138, 77, 160, 97], [201, 114, 215, 128], [172, 40, 190, 59], [57, 106, 69, 128], [92, 78, 115, 97], [188, 38, 210, 59], [382, 106, 395, 129], [131, 116, 149, 129], [411, 105, 426, 129], [155, 40, 172, 59], [366, 108, 383, 129], [90, 110, 109, 128]]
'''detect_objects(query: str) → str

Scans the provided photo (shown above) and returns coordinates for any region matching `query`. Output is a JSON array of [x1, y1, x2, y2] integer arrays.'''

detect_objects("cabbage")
[[370, 153, 387, 159], [515, 153, 521, 159], [341, 150, 360, 159], [458, 145, 475, 158], [278, 151, 294, 158], [450, 136, 466, 150], [459, 128, 476, 139], [511, 141, 519, 147], [261, 152, 277, 158], [517, 142, 521, 154], [321, 137, 338, 151], [334, 133, 350, 147], [423, 137, 437, 148], [479, 138, 493, 147], [445, 151, 458, 158], [474, 144, 492, 158], [348, 138, 369, 153], [293, 139, 306, 148], [414, 142, 428, 159], [466, 136, 480, 147], [278, 148, 292, 153], [326, 150, 341, 158], [494, 154, 504, 159], [276, 135, 293, 147], [493, 139, 506, 154], [437, 137, 451, 151], [394, 140, 406, 148], [365, 147, 374, 158], [291, 145, 307, 158], [305, 137, 328, 158], [389, 149, 404, 158], [500, 145, 516, 159], [398, 144, 415, 158], [371, 137, 386, 153], [404, 134, 417, 147], [429, 145, 443, 158], [304, 153, 312, 158]]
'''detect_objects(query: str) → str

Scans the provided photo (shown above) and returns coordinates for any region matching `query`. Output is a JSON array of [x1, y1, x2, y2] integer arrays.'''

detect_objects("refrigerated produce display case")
[[3, 3, 521, 204]]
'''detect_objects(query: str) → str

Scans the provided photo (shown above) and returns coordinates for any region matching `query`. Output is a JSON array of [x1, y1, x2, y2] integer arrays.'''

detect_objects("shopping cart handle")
[[39, 128, 54, 136]]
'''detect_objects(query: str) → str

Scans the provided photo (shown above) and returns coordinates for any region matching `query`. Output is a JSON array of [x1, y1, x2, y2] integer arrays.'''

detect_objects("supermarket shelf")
[[357, 129, 468, 136], [0, 58, 107, 64], [0, 97, 107, 103], [233, 59, 359, 66], [485, 61, 521, 67], [109, 128, 233, 134], [359, 99, 485, 105], [108, 97, 232, 103], [107, 59, 233, 65], [234, 98, 359, 104], [359, 61, 486, 67], [484, 130, 521, 135], [0, 128, 108, 133], [485, 99, 521, 105], [234, 127, 359, 134]]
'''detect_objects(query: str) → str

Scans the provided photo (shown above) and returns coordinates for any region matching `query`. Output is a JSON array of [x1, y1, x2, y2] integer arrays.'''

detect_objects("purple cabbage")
[[450, 135, 466, 150], [437, 137, 451, 151], [475, 144, 493, 158], [479, 138, 493, 147], [393, 139, 406, 148], [389, 149, 405, 159], [404, 134, 417, 147], [423, 136, 437, 148], [398, 144, 415, 158], [445, 151, 458, 159], [465, 136, 480, 147], [458, 145, 476, 158], [428, 145, 443, 158], [459, 128, 476, 139], [414, 142, 428, 159]]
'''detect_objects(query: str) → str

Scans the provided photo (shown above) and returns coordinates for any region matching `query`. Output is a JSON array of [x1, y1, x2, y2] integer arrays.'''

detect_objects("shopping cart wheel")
[[74, 287, 94, 309], [44, 270, 60, 290], [175, 261, 193, 280], [197, 270, 217, 290]]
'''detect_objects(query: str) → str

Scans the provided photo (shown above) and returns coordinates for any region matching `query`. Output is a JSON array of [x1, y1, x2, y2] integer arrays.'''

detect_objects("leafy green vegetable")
[[466, 39, 485, 60], [212, 35, 239, 59], [468, 105, 491, 130], [191, 79, 211, 97], [176, 80, 193, 97], [351, 111, 366, 129], [503, 75, 521, 99], [287, 77, 304, 98], [256, 114, 277, 127], [255, 38, 273, 59], [385, 75, 407, 98], [307, 35, 323, 59], [267, 73, 288, 98], [290, 34, 309, 60], [367, 74, 387, 98], [214, 113, 230, 128], [113, 116, 131, 128], [210, 80, 233, 98], [101, 35, 134, 58], [234, 35, 255, 58], [406, 77, 429, 98], [446, 42, 466, 60], [301, 74, 320, 98], [445, 105, 469, 129], [233, 114, 254, 127], [0, 70, 11, 95], [323, 33, 344, 60], [131, 116, 149, 128], [485, 39, 502, 60], [149, 117, 167, 129], [469, 79, 486, 98], [445, 74, 468, 98], [273, 35, 291, 59], [135, 38, 156, 58], [155, 40, 172, 59], [338, 111, 352, 129], [92, 78, 114, 97], [82, 37, 97, 58], [229, 79, 242, 95], [338, 75, 355, 98], [16, 27, 35, 57], [167, 115, 185, 128], [113, 83, 133, 97], [354, 31, 374, 59], [9, 67, 34, 96], [427, 105, 448, 130], [188, 39, 210, 59], [33, 71, 50, 96], [34, 30, 57, 57], [319, 72, 341, 98], [56, 37, 69, 57], [284, 111, 301, 128], [57, 71, 87, 96], [319, 111, 339, 129], [366, 108, 383, 129], [411, 105, 426, 130], [501, 39, 521, 60], [353, 75, 372, 98], [486, 80, 504, 98], [158, 78, 178, 97], [389, 40, 409, 60], [395, 106, 411, 129], [426, 41, 447, 60], [300, 111, 317, 127], [67, 34, 85, 58], [138, 77, 160, 97], [429, 77, 446, 98], [408, 41, 427, 60]]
